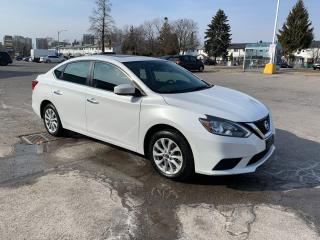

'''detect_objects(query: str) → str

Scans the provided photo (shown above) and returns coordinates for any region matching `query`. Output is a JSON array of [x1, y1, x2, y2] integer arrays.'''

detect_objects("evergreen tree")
[[205, 9, 231, 61], [159, 17, 179, 55], [277, 0, 314, 57]]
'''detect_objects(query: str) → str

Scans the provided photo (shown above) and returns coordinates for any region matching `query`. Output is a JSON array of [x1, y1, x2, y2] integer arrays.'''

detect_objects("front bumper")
[[190, 128, 275, 176]]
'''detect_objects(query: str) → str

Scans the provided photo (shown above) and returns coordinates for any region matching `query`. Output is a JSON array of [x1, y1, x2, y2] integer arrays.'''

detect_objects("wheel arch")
[[40, 100, 53, 119], [143, 124, 193, 158]]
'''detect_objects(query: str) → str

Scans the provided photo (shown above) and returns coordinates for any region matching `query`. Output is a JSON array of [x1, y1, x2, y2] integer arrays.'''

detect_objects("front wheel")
[[147, 130, 194, 181], [43, 104, 63, 136]]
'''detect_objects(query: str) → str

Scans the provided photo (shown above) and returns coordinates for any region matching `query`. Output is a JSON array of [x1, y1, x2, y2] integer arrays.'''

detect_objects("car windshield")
[[123, 60, 211, 94]]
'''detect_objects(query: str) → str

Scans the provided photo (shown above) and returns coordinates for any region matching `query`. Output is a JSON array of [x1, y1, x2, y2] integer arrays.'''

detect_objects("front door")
[[85, 61, 142, 151]]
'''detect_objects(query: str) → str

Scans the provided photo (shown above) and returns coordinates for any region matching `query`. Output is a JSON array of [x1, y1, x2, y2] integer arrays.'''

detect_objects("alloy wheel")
[[152, 138, 183, 175], [44, 108, 58, 134]]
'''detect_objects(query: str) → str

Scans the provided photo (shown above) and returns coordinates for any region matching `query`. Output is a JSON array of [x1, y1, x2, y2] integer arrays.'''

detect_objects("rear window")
[[62, 61, 90, 85], [54, 65, 65, 79], [53, 61, 90, 85]]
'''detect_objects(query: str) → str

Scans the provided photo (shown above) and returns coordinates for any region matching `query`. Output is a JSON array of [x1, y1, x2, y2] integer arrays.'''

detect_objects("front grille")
[[253, 115, 270, 135]]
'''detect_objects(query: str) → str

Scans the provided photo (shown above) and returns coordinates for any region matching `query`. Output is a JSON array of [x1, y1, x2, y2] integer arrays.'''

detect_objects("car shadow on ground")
[[187, 128, 320, 192], [62, 127, 320, 193]]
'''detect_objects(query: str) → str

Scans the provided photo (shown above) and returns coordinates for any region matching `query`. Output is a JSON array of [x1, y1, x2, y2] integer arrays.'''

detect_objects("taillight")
[[32, 80, 38, 90], [176, 60, 181, 65]]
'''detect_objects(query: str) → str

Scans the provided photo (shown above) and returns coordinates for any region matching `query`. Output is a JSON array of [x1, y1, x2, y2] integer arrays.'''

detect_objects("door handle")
[[53, 90, 63, 95], [86, 98, 99, 104]]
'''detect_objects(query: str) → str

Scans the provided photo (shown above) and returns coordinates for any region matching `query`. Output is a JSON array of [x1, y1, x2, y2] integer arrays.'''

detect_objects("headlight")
[[199, 115, 251, 138]]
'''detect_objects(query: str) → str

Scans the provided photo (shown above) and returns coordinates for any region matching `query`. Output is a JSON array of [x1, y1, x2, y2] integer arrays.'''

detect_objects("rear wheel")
[[147, 130, 194, 181], [43, 104, 63, 136], [0, 60, 8, 66], [199, 66, 204, 72]]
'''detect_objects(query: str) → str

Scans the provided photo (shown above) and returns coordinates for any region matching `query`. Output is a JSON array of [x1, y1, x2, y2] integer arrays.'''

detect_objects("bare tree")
[[89, 0, 114, 52], [142, 19, 161, 55], [173, 19, 199, 54]]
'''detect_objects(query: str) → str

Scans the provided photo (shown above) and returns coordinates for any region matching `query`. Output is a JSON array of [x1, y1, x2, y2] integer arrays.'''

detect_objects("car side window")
[[62, 61, 90, 85], [54, 65, 65, 79], [190, 56, 197, 62], [93, 62, 132, 91]]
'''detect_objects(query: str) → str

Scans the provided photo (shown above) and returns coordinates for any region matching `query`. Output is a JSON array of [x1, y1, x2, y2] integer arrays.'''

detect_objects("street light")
[[271, 0, 280, 64], [264, 0, 280, 74], [57, 30, 67, 54]]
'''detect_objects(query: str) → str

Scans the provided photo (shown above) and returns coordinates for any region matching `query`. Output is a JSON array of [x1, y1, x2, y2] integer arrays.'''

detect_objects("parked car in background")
[[165, 55, 204, 72], [313, 62, 320, 70], [41, 55, 65, 63], [15, 56, 23, 61], [277, 61, 293, 68], [23, 56, 31, 62], [203, 58, 216, 66], [32, 55, 275, 180], [0, 52, 13, 66]]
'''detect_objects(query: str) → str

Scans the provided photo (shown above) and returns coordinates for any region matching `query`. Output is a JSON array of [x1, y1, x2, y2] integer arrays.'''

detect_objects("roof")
[[69, 55, 162, 63], [310, 41, 320, 48], [228, 43, 246, 49]]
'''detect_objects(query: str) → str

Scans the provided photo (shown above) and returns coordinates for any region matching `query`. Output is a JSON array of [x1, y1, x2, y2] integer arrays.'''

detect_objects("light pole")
[[264, 0, 280, 74], [57, 30, 67, 54], [271, 0, 280, 64]]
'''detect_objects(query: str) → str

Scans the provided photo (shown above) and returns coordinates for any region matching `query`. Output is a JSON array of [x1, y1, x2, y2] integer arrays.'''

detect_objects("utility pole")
[[264, 0, 280, 74], [57, 30, 67, 54], [271, 0, 280, 64]]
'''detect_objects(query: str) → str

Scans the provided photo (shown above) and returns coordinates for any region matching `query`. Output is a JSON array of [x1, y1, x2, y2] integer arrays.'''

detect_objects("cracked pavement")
[[0, 62, 320, 239]]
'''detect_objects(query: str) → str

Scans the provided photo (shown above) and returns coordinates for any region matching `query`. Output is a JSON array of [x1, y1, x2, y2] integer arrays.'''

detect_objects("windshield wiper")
[[190, 85, 212, 92]]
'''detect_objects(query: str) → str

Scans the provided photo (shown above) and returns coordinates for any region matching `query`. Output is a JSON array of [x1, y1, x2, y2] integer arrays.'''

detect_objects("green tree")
[[205, 9, 231, 61], [159, 17, 179, 55], [277, 0, 314, 58]]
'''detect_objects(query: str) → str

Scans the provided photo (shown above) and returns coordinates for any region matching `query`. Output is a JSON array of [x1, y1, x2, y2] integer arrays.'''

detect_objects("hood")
[[162, 85, 269, 122]]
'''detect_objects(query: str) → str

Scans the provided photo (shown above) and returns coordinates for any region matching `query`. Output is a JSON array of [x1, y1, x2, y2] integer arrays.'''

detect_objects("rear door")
[[51, 61, 91, 132], [85, 61, 142, 150]]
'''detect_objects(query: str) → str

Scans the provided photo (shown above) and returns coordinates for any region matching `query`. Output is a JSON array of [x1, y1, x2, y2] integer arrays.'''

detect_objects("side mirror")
[[114, 84, 136, 95]]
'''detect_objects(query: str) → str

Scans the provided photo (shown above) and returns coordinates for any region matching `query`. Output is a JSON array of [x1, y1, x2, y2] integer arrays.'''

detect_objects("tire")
[[43, 104, 63, 137], [147, 129, 194, 181], [199, 66, 204, 72], [0, 61, 8, 66]]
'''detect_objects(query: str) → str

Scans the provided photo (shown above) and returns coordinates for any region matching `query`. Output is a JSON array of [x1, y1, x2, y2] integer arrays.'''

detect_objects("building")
[[293, 41, 320, 65], [36, 38, 49, 49], [59, 44, 113, 57], [227, 43, 246, 65], [83, 34, 95, 45], [46, 37, 54, 48], [243, 42, 282, 70], [12, 36, 33, 56], [3, 35, 14, 56], [181, 47, 208, 60]]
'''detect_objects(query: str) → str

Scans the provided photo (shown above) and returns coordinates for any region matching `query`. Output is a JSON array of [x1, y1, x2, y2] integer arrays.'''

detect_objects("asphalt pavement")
[[0, 61, 319, 239]]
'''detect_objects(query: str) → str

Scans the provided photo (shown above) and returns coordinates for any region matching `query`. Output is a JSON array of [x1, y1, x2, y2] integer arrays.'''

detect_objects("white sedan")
[[32, 55, 275, 180]]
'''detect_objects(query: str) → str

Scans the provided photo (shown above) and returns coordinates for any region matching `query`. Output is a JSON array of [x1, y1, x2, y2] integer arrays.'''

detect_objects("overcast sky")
[[0, 0, 319, 45]]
